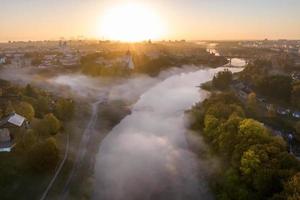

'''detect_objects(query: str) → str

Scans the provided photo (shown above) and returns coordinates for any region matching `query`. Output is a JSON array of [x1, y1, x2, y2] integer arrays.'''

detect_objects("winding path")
[[39, 133, 70, 200]]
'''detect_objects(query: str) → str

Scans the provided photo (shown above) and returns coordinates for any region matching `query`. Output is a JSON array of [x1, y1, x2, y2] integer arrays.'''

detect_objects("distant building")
[[124, 51, 134, 69], [59, 52, 80, 66]]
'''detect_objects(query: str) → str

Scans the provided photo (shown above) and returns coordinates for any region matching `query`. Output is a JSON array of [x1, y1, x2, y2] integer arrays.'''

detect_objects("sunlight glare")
[[100, 4, 165, 42]]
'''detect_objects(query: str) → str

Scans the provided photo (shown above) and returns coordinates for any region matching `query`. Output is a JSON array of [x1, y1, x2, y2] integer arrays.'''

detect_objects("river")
[[206, 43, 247, 67], [93, 67, 243, 200]]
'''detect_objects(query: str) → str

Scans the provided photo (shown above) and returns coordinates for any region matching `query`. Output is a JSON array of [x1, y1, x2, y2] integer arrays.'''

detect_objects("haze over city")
[[1, 0, 300, 42]]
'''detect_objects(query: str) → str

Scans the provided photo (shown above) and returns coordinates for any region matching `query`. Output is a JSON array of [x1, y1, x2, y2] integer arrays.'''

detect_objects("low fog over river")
[[0, 59, 244, 199], [93, 67, 243, 200]]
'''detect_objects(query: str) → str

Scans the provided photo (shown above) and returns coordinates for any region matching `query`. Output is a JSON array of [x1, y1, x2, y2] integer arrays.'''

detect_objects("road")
[[60, 99, 104, 200], [39, 133, 70, 200]]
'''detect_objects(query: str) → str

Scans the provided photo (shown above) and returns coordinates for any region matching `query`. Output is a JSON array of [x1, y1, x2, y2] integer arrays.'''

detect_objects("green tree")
[[256, 75, 292, 101], [43, 113, 61, 135], [15, 129, 37, 152], [294, 122, 300, 141], [54, 99, 74, 120], [14, 101, 35, 120], [24, 84, 38, 98], [4, 101, 15, 116], [212, 69, 233, 90], [35, 96, 49, 117], [232, 119, 269, 166], [282, 172, 300, 200], [291, 84, 300, 109], [28, 137, 59, 172], [203, 114, 220, 141], [246, 92, 258, 117], [240, 149, 261, 176]]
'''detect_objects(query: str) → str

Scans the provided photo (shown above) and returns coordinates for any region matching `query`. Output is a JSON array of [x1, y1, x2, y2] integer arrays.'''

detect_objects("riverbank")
[[188, 91, 300, 199], [92, 67, 242, 200]]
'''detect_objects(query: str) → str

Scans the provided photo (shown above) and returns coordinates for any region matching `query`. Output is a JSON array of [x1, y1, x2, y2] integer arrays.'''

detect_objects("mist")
[[93, 67, 243, 200], [0, 65, 242, 200]]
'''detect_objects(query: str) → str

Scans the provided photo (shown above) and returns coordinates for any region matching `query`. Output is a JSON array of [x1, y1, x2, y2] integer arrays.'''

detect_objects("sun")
[[100, 3, 165, 42]]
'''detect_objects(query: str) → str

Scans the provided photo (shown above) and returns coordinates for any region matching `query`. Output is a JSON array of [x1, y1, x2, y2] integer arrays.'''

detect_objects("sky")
[[1, 0, 300, 41]]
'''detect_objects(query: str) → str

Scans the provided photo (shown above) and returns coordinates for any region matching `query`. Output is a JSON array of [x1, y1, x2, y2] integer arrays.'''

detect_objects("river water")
[[93, 67, 243, 200]]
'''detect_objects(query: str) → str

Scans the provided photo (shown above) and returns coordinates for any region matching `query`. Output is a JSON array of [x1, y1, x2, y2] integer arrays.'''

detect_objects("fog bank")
[[93, 67, 243, 200]]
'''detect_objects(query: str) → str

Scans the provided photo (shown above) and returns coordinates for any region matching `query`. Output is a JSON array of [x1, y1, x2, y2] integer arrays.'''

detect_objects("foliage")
[[54, 99, 74, 121], [14, 101, 35, 121], [256, 75, 292, 101], [282, 172, 300, 200], [212, 69, 233, 90], [43, 113, 61, 135], [291, 84, 300, 109], [246, 92, 258, 117], [190, 92, 300, 200], [27, 137, 59, 172], [15, 129, 37, 153]]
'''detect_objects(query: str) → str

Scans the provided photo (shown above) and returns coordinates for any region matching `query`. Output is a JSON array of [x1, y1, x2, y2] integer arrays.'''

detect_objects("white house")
[[0, 113, 26, 152]]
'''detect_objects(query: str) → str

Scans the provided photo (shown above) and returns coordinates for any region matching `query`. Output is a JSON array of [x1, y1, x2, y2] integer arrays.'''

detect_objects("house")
[[0, 113, 26, 128], [0, 57, 6, 64], [0, 128, 13, 152], [0, 113, 27, 152]]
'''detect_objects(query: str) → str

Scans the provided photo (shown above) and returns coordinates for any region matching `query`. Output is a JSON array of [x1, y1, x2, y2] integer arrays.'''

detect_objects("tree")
[[282, 172, 300, 200], [291, 84, 300, 109], [24, 84, 38, 98], [15, 129, 37, 153], [216, 168, 254, 200], [294, 122, 300, 141], [246, 92, 258, 116], [203, 114, 220, 141], [43, 113, 61, 135], [256, 75, 292, 101], [217, 114, 242, 157], [28, 137, 59, 172], [35, 96, 49, 117], [212, 69, 233, 90], [232, 119, 269, 166], [4, 101, 15, 116], [14, 101, 35, 120], [54, 99, 74, 120], [240, 149, 261, 176]]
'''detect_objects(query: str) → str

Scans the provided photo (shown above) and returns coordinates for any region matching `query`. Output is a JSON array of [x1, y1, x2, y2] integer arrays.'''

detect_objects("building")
[[0, 128, 12, 152], [0, 113, 26, 128], [0, 113, 27, 152], [292, 111, 300, 119], [0, 57, 6, 64], [124, 50, 134, 69]]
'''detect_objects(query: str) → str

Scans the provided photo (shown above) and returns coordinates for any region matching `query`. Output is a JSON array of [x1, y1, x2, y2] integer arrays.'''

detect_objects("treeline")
[[80, 50, 229, 77], [0, 80, 74, 173], [190, 92, 300, 199], [80, 52, 132, 77], [241, 59, 300, 108]]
